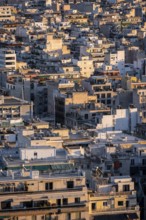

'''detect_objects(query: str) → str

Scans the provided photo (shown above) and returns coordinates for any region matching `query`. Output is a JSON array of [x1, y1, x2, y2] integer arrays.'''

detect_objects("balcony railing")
[[0, 186, 84, 195], [91, 206, 139, 215], [90, 190, 136, 197], [0, 203, 88, 215]]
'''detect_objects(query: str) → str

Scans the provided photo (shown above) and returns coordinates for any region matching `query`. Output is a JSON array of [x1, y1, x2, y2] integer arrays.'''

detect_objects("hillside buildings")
[[0, 0, 145, 219]]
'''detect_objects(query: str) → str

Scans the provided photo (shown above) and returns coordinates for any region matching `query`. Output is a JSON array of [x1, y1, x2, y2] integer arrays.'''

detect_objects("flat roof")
[[20, 146, 55, 150], [3, 156, 69, 168], [0, 171, 84, 182], [0, 97, 30, 106]]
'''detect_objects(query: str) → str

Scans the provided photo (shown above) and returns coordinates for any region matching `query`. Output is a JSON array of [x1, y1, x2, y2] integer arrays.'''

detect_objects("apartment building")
[[0, 49, 16, 70], [55, 91, 98, 127], [6, 76, 48, 117], [89, 176, 140, 220], [105, 50, 125, 75], [122, 76, 146, 91], [17, 128, 63, 149], [46, 33, 63, 53], [96, 107, 139, 133], [129, 144, 146, 220], [72, 56, 94, 78], [0, 0, 144, 219], [82, 76, 115, 108], [47, 79, 75, 115], [0, 95, 33, 120], [89, 46, 105, 69], [130, 144, 146, 177], [0, 6, 15, 21], [63, 12, 88, 24], [66, 106, 111, 129], [133, 88, 146, 123], [19, 146, 56, 160], [0, 166, 88, 220]]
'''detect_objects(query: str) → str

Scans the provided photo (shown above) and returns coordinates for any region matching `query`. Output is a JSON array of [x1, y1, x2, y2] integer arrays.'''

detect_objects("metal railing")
[[90, 190, 136, 197], [92, 206, 139, 214]]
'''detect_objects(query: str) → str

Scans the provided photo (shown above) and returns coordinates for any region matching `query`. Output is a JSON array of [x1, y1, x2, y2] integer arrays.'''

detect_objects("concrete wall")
[[97, 108, 138, 132], [19, 147, 56, 160], [20, 103, 33, 119]]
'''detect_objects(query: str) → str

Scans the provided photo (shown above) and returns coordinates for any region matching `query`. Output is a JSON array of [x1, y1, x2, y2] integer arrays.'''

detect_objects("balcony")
[[0, 186, 84, 195], [90, 190, 136, 198], [0, 203, 88, 216], [91, 206, 139, 215]]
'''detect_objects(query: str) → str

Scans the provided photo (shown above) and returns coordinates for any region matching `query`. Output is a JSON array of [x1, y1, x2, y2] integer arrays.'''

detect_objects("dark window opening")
[[45, 182, 53, 190], [67, 181, 74, 189], [123, 185, 130, 192], [57, 199, 61, 206], [118, 201, 123, 206], [75, 197, 80, 203], [63, 198, 68, 205], [1, 201, 11, 209], [85, 114, 88, 119], [92, 203, 96, 210]]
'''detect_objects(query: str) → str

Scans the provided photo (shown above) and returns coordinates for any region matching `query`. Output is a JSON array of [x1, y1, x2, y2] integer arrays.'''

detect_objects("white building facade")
[[19, 147, 56, 160], [96, 107, 139, 132], [105, 50, 125, 75]]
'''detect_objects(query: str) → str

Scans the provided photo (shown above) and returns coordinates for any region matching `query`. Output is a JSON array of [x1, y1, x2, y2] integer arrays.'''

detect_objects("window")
[[57, 199, 61, 206], [123, 185, 130, 192], [87, 164, 90, 169], [103, 202, 108, 206], [1, 202, 11, 209], [67, 181, 74, 189], [63, 198, 68, 205], [107, 100, 111, 105], [45, 182, 53, 190], [75, 198, 80, 203], [107, 165, 111, 170], [118, 201, 123, 206], [30, 83, 34, 89], [85, 114, 88, 119], [34, 152, 37, 158], [131, 159, 135, 165], [91, 203, 96, 210], [142, 159, 146, 165], [107, 93, 111, 98]]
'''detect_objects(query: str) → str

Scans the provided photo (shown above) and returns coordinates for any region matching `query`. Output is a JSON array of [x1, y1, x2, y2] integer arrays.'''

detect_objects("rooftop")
[[0, 96, 30, 106]]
